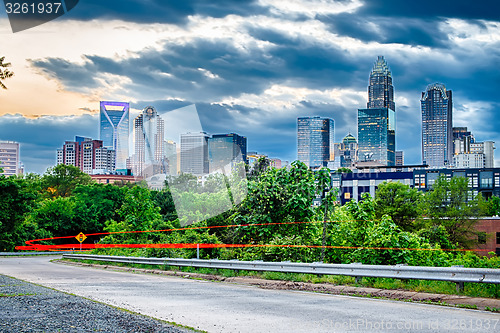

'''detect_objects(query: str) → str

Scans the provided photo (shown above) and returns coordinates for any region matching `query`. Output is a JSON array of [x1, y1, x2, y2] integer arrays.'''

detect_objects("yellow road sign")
[[75, 232, 87, 243]]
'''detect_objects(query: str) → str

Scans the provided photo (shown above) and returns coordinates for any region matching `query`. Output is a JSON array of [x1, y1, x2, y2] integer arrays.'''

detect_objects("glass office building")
[[100, 101, 129, 170], [421, 83, 453, 168], [208, 133, 247, 173], [358, 108, 395, 165], [367, 56, 395, 111], [180, 132, 210, 176], [132, 106, 165, 177], [358, 56, 396, 166], [297, 116, 334, 168]]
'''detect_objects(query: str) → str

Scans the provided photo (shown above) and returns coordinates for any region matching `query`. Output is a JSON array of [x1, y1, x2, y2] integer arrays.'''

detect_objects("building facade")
[[358, 56, 396, 166], [395, 151, 404, 166], [453, 139, 495, 169], [358, 108, 395, 165], [57, 136, 115, 174], [180, 132, 210, 176], [131, 106, 166, 177], [421, 83, 453, 168], [208, 133, 247, 173], [335, 166, 500, 204], [99, 101, 129, 170], [297, 116, 334, 169], [0, 141, 21, 176], [164, 140, 178, 176]]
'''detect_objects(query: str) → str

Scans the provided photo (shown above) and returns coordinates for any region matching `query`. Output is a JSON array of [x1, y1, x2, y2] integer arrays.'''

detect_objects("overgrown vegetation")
[[1, 161, 499, 294]]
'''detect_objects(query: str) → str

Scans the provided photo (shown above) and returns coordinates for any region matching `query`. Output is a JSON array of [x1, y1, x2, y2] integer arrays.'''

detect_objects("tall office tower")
[[99, 101, 129, 170], [208, 133, 247, 173], [421, 83, 453, 168], [164, 140, 178, 175], [57, 136, 115, 174], [297, 116, 334, 169], [180, 132, 210, 176], [358, 56, 396, 166], [0, 141, 20, 176], [395, 151, 404, 166], [367, 56, 395, 111], [132, 106, 165, 177]]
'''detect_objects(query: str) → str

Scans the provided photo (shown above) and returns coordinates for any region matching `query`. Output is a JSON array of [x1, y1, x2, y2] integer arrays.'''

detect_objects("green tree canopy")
[[0, 176, 39, 251], [374, 181, 422, 231], [41, 164, 92, 197], [418, 176, 488, 248]]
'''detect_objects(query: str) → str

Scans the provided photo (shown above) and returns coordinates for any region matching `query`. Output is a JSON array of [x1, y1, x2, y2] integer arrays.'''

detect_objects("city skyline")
[[1, 1, 499, 173]]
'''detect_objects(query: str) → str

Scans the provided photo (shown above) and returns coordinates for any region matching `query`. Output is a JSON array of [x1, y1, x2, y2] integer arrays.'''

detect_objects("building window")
[[480, 171, 493, 188], [497, 232, 500, 245], [427, 173, 438, 186]]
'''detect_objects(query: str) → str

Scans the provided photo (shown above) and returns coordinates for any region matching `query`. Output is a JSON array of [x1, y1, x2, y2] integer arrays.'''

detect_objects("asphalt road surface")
[[1, 256, 499, 333]]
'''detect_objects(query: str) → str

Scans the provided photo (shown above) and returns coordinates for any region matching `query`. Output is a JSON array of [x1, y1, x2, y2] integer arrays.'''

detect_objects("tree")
[[486, 196, 500, 216], [72, 184, 127, 234], [334, 167, 352, 174], [104, 186, 163, 237], [374, 181, 422, 231], [418, 176, 488, 248], [247, 156, 271, 180], [0, 56, 14, 90], [41, 164, 92, 197], [0, 176, 39, 251], [235, 160, 319, 245], [26, 196, 76, 236]]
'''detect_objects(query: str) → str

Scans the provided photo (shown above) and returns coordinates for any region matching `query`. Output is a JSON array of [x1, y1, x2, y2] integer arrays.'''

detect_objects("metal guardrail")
[[63, 254, 500, 291]]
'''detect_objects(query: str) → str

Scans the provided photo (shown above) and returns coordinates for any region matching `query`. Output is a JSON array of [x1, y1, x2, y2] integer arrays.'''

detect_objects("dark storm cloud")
[[0, 114, 98, 174], [29, 58, 99, 91], [320, 13, 449, 48], [357, 0, 500, 21], [64, 0, 266, 24]]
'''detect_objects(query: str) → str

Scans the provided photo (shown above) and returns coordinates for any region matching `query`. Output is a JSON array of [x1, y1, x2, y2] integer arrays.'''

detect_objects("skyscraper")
[[358, 56, 395, 165], [208, 133, 247, 173], [132, 106, 165, 177], [180, 132, 210, 176], [297, 116, 334, 168], [100, 101, 129, 170], [421, 83, 453, 168]]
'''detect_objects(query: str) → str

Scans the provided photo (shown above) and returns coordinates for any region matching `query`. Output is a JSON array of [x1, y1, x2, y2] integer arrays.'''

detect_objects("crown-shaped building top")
[[367, 55, 395, 111], [371, 55, 392, 77]]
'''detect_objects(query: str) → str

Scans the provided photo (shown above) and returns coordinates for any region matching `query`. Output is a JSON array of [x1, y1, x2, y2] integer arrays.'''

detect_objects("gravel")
[[0, 275, 198, 333]]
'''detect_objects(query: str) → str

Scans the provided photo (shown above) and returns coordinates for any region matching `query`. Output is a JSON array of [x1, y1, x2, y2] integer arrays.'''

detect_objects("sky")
[[1, 0, 499, 174]]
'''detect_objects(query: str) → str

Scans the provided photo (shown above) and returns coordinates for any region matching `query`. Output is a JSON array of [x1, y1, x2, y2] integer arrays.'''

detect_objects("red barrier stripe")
[[17, 220, 490, 253], [15, 242, 489, 252]]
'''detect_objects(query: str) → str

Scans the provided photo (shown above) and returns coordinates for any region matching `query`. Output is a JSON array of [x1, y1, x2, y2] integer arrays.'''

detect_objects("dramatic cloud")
[[1, 0, 500, 172]]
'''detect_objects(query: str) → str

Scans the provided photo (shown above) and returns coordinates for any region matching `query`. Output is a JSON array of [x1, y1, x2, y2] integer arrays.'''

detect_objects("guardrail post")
[[197, 244, 200, 260], [452, 265, 465, 293]]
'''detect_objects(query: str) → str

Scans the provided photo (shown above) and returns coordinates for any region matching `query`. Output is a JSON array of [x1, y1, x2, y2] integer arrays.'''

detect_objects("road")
[[1, 256, 499, 333]]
